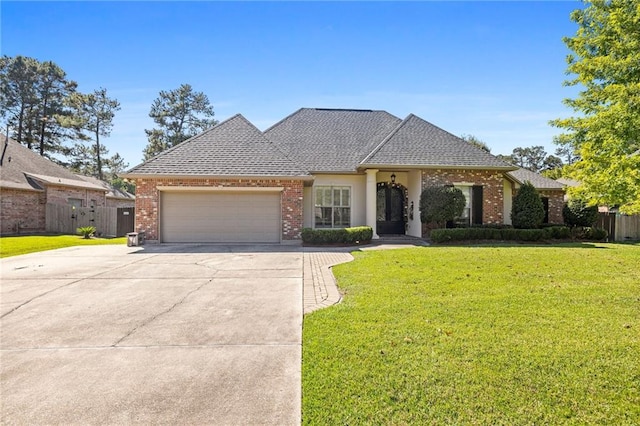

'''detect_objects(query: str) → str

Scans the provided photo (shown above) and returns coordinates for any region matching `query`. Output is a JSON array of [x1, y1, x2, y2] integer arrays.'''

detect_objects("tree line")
[[1, 55, 217, 192]]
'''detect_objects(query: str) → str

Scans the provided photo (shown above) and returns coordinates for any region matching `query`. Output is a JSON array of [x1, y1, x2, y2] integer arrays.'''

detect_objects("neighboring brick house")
[[506, 168, 565, 224], [0, 134, 132, 235], [75, 175, 135, 208], [125, 108, 528, 244]]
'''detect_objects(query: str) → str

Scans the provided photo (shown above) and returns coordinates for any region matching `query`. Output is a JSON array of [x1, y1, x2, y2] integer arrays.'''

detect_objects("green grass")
[[303, 243, 640, 425], [0, 234, 127, 258]]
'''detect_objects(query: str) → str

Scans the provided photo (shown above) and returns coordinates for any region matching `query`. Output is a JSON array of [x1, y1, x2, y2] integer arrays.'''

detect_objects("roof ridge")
[[359, 114, 413, 165], [263, 107, 306, 134], [237, 113, 309, 175], [127, 114, 243, 173]]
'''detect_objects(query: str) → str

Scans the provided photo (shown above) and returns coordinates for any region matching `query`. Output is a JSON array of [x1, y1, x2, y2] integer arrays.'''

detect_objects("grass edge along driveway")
[[302, 243, 640, 425], [0, 235, 127, 258]]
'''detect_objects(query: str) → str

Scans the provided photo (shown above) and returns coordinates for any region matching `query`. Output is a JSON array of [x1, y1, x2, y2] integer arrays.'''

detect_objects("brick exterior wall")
[[1, 185, 109, 235], [539, 189, 565, 225], [134, 178, 305, 242], [45, 185, 107, 207], [106, 198, 135, 208], [421, 169, 506, 229], [0, 188, 46, 234]]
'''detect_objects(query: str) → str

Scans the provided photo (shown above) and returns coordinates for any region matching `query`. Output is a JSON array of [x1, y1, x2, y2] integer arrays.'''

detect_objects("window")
[[453, 185, 483, 227], [454, 186, 472, 226], [314, 186, 350, 228], [68, 198, 83, 208]]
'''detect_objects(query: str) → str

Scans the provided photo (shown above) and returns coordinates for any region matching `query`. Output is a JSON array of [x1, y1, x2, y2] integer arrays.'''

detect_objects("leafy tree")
[[143, 84, 218, 160], [554, 146, 579, 165], [419, 186, 466, 228], [550, 0, 640, 214], [105, 153, 135, 194], [0, 55, 77, 158], [495, 154, 515, 165], [511, 182, 545, 229], [62, 88, 120, 180], [0, 55, 39, 147], [461, 134, 491, 152], [563, 199, 599, 228], [512, 146, 549, 172], [542, 154, 564, 172]]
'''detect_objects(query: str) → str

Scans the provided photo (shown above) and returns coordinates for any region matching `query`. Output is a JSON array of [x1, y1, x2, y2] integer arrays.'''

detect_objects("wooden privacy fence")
[[597, 212, 640, 242], [46, 204, 134, 237]]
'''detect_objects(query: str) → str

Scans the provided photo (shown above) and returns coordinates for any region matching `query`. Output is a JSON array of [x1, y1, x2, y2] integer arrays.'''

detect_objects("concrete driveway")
[[1, 244, 303, 425]]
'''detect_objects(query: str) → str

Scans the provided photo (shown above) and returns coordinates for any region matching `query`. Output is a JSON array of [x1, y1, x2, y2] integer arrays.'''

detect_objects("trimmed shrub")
[[429, 226, 571, 243], [563, 200, 599, 228], [301, 226, 373, 245], [512, 182, 545, 229], [420, 186, 466, 228], [542, 226, 571, 239], [585, 226, 608, 241]]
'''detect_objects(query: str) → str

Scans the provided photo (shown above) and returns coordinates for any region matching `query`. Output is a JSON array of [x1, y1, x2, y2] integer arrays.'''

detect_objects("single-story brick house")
[[0, 134, 134, 235], [124, 108, 563, 244], [506, 168, 565, 224]]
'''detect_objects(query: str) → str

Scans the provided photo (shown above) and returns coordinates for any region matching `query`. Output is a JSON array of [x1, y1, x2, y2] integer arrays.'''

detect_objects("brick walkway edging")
[[302, 249, 354, 314]]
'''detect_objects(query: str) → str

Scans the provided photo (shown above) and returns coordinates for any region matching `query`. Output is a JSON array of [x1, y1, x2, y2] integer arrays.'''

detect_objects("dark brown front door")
[[376, 182, 405, 234]]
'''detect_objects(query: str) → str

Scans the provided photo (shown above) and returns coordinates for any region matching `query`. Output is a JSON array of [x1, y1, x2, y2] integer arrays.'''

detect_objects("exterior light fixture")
[[390, 173, 396, 183]]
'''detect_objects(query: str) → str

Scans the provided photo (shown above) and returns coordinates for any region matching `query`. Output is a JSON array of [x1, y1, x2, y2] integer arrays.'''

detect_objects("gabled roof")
[[507, 168, 565, 190], [125, 114, 309, 178], [0, 134, 105, 192], [361, 114, 514, 169], [264, 108, 402, 173], [76, 174, 135, 200]]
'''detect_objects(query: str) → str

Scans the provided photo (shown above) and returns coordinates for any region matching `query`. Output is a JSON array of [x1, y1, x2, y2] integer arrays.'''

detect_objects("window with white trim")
[[314, 186, 351, 228]]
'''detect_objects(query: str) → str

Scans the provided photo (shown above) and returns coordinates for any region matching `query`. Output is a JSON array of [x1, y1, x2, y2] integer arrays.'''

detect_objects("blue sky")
[[2, 1, 581, 168]]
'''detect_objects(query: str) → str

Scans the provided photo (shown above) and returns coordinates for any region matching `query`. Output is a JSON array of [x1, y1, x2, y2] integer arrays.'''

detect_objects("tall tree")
[[0, 55, 77, 158], [0, 55, 40, 148], [36, 60, 76, 157], [143, 83, 217, 160], [511, 146, 549, 172], [551, 0, 640, 213], [62, 88, 120, 180]]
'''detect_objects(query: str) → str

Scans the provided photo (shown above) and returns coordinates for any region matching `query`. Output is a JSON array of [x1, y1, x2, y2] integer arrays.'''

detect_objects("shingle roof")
[[264, 108, 402, 172], [0, 134, 105, 191], [508, 168, 565, 190], [76, 174, 135, 200], [125, 114, 309, 177], [361, 114, 514, 169]]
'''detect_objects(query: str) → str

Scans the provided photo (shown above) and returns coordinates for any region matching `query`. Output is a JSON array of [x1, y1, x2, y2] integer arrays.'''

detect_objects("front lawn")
[[0, 235, 127, 258], [303, 243, 640, 424]]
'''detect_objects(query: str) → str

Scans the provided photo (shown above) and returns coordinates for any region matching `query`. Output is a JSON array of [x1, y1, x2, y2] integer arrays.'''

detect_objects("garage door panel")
[[161, 192, 281, 243]]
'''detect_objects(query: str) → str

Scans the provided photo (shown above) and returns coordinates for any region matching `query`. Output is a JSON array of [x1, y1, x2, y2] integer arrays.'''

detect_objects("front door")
[[376, 182, 405, 234]]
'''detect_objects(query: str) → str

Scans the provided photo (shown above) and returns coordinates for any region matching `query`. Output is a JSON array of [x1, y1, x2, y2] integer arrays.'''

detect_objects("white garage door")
[[161, 191, 281, 243]]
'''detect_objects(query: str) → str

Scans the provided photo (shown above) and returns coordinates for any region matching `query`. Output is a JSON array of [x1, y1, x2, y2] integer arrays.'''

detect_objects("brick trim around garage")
[[134, 178, 305, 242]]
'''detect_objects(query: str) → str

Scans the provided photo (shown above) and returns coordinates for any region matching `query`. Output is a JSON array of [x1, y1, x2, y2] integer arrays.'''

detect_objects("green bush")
[[585, 226, 608, 241], [301, 226, 373, 245], [563, 200, 599, 228], [542, 226, 572, 239], [420, 186, 466, 228], [76, 226, 97, 239], [429, 226, 571, 243], [511, 182, 545, 229]]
